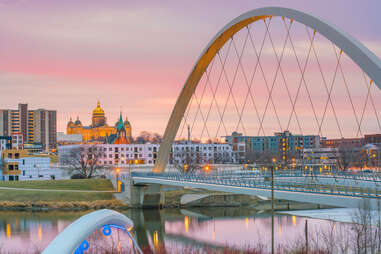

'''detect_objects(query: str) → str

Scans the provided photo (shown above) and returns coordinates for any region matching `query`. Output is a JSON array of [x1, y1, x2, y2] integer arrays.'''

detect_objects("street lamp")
[[271, 157, 276, 254]]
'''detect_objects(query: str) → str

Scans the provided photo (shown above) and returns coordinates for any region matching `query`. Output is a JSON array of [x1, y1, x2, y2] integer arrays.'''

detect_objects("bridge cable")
[[266, 18, 304, 135], [189, 57, 216, 141], [236, 24, 280, 136], [215, 35, 249, 137], [281, 19, 320, 134], [257, 17, 293, 135], [179, 57, 216, 141], [264, 17, 304, 135], [231, 28, 262, 136], [178, 91, 195, 139], [357, 73, 373, 137], [332, 44, 363, 137], [360, 72, 381, 132], [284, 25, 316, 134], [246, 20, 280, 136], [202, 52, 229, 140], [318, 43, 344, 138], [221, 35, 249, 135], [200, 41, 234, 141], [305, 29, 343, 138]]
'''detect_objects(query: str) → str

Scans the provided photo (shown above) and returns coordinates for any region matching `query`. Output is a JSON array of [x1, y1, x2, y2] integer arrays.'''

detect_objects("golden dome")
[[92, 101, 105, 115]]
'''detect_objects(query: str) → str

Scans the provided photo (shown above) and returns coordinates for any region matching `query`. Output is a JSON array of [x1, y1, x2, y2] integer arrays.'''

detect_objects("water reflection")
[[0, 208, 349, 253]]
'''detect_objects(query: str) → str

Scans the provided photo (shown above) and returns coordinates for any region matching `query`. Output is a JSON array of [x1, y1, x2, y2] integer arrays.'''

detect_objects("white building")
[[0, 149, 59, 181], [58, 142, 237, 167]]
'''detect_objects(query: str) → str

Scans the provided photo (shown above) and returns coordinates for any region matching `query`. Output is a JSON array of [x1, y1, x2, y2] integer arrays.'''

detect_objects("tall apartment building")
[[0, 104, 56, 151]]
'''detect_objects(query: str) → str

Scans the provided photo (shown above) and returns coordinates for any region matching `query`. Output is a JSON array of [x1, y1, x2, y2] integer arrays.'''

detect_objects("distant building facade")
[[225, 131, 321, 163], [11, 133, 23, 150], [67, 101, 132, 144], [58, 142, 237, 167], [0, 103, 57, 151]]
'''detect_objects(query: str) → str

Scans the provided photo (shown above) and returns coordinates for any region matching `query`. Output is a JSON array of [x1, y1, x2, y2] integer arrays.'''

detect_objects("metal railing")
[[132, 171, 381, 199]]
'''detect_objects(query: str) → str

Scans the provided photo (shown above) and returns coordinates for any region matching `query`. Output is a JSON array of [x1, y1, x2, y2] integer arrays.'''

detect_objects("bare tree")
[[172, 149, 203, 174], [62, 145, 106, 178], [351, 200, 381, 254], [134, 131, 162, 144], [337, 145, 358, 171]]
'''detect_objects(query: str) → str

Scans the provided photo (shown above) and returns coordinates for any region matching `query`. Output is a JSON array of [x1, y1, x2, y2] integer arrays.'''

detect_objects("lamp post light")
[[270, 159, 275, 248], [36, 164, 41, 178], [115, 167, 121, 192]]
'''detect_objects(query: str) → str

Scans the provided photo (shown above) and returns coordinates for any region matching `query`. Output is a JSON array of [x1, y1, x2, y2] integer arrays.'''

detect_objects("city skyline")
[[1, 0, 381, 136]]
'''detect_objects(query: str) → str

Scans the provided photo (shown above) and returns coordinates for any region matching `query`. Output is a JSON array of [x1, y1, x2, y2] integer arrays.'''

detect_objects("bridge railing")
[[132, 171, 381, 199]]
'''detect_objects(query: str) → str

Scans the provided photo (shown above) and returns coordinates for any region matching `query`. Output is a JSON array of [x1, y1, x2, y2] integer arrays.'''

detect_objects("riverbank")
[[0, 179, 123, 210], [0, 179, 331, 211]]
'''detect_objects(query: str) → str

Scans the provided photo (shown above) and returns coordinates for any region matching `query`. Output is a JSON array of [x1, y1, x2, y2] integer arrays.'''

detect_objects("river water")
[[0, 207, 355, 253]]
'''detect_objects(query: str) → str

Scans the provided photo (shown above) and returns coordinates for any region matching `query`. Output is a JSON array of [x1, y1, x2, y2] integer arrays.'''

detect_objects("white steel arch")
[[154, 6, 381, 173], [42, 209, 134, 254]]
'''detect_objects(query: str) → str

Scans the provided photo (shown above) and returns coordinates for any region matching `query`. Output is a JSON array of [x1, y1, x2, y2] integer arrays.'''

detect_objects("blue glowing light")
[[73, 239, 89, 254], [102, 225, 112, 236]]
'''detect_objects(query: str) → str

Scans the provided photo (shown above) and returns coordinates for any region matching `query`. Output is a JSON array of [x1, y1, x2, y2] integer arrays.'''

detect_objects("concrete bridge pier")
[[130, 183, 166, 208], [112, 174, 165, 208], [120, 177, 165, 208]]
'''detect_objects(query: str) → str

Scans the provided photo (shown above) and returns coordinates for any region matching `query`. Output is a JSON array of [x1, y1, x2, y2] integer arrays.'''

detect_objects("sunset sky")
[[1, 0, 381, 136]]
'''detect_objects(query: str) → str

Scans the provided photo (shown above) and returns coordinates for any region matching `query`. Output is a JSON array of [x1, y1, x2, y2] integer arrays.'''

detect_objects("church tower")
[[113, 113, 129, 144]]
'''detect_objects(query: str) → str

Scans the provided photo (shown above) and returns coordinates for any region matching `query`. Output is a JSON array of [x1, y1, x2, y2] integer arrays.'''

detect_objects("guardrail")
[[132, 171, 381, 199]]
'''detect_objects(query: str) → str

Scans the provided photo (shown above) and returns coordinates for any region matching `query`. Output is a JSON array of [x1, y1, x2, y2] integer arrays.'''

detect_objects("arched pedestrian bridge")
[[126, 6, 381, 210], [129, 171, 381, 209]]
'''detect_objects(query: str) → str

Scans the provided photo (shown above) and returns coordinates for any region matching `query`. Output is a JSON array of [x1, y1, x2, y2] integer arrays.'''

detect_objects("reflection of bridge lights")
[[153, 230, 159, 248], [38, 224, 42, 241], [6, 223, 11, 239], [184, 216, 189, 233], [245, 217, 249, 229], [292, 216, 296, 226], [278, 224, 282, 235], [212, 230, 216, 240]]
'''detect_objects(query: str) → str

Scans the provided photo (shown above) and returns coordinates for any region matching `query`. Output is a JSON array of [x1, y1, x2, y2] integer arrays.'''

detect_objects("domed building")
[[92, 101, 106, 127], [67, 101, 132, 143]]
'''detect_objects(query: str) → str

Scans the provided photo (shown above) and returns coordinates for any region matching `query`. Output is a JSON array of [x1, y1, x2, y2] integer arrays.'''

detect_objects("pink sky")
[[0, 0, 380, 137]]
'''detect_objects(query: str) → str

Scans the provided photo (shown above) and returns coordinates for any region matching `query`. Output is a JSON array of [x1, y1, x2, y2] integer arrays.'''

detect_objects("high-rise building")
[[0, 104, 56, 151]]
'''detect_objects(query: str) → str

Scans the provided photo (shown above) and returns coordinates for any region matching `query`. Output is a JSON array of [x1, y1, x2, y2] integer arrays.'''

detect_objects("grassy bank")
[[0, 179, 122, 210], [0, 179, 114, 190]]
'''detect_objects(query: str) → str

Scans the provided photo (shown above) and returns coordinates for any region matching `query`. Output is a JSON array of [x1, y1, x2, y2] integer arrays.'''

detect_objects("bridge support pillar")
[[129, 182, 165, 208]]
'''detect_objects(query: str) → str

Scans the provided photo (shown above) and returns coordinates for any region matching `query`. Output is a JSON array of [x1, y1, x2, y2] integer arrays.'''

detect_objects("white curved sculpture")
[[153, 6, 381, 173], [42, 209, 134, 254]]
